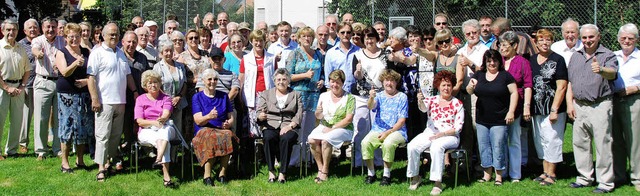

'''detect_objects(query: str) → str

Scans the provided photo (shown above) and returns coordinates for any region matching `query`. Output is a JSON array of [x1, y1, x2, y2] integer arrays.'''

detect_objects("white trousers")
[[406, 129, 459, 182], [138, 125, 176, 163]]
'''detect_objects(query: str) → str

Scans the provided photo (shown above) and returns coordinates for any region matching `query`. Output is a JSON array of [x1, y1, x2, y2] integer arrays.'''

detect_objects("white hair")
[[170, 31, 184, 39], [202, 68, 219, 79], [134, 26, 150, 35], [157, 40, 174, 51], [580, 24, 600, 35], [388, 27, 407, 41], [461, 19, 480, 33], [165, 20, 179, 29], [1, 18, 18, 30], [561, 18, 580, 32], [618, 23, 639, 39], [24, 18, 39, 27]]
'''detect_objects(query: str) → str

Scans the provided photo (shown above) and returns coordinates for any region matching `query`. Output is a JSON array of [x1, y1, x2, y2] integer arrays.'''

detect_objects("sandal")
[[75, 162, 89, 170], [533, 173, 548, 182], [61, 166, 74, 174], [540, 176, 556, 186], [494, 180, 503, 186], [314, 171, 328, 184], [477, 178, 491, 183], [163, 179, 176, 188], [96, 170, 108, 182]]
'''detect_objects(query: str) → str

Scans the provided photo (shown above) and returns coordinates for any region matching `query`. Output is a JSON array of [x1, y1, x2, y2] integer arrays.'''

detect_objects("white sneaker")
[[430, 187, 442, 196]]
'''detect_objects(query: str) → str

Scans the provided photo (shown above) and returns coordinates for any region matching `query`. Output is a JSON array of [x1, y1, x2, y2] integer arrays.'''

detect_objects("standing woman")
[[529, 29, 568, 186], [308, 70, 355, 183], [285, 27, 324, 166], [239, 29, 276, 137], [153, 41, 188, 136], [79, 22, 93, 50], [55, 22, 93, 173], [180, 29, 211, 139], [416, 27, 438, 97], [171, 31, 186, 61], [223, 33, 246, 75], [433, 29, 464, 95], [466, 49, 518, 186], [351, 26, 385, 167], [192, 69, 236, 186], [198, 27, 213, 53], [498, 31, 533, 182], [257, 68, 303, 183], [91, 24, 102, 49]]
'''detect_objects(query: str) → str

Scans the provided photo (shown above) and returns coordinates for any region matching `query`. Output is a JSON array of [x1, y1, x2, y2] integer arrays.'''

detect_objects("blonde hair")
[[141, 70, 162, 90]]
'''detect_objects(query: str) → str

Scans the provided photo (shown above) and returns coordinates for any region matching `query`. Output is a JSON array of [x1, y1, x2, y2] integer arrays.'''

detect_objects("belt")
[[574, 96, 611, 106], [3, 79, 20, 83], [38, 75, 58, 80]]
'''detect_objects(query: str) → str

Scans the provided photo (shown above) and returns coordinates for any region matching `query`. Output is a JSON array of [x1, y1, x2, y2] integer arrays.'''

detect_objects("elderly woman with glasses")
[[134, 70, 178, 188], [191, 68, 237, 186], [498, 31, 533, 182], [153, 41, 188, 136], [257, 68, 303, 183], [171, 31, 186, 61]]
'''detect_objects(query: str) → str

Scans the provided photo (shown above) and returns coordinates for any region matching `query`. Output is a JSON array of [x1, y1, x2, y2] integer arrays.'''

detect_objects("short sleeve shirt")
[[473, 71, 515, 126], [86, 44, 131, 104], [530, 52, 568, 115], [371, 92, 408, 140], [192, 91, 232, 135]]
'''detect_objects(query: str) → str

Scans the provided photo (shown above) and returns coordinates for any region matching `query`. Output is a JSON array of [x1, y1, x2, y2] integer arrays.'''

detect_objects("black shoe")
[[279, 179, 286, 184], [152, 161, 162, 168], [268, 178, 276, 183], [592, 188, 612, 194], [164, 179, 177, 188], [569, 182, 588, 188], [61, 166, 74, 174], [203, 177, 215, 186], [218, 176, 227, 184], [364, 175, 376, 184], [379, 176, 391, 186]]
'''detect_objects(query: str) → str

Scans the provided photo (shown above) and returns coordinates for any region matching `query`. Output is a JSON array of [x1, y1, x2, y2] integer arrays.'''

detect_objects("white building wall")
[[254, 0, 328, 29]]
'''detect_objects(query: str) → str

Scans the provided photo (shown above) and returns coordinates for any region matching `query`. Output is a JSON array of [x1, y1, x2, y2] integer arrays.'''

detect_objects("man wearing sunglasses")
[[433, 13, 461, 45], [325, 15, 340, 46]]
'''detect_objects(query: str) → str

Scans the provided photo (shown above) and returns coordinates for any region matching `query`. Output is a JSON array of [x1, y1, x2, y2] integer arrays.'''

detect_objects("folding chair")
[[423, 148, 470, 188], [130, 123, 189, 180], [305, 140, 355, 176], [253, 136, 306, 178]]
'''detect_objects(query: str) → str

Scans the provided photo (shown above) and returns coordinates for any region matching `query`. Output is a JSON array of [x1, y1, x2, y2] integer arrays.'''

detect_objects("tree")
[[14, 0, 64, 40]]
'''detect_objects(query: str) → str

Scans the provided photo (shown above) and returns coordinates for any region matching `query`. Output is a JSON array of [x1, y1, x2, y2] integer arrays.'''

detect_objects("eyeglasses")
[[581, 35, 596, 39], [172, 39, 184, 43], [317, 33, 328, 37], [206, 77, 219, 81], [620, 37, 636, 41], [465, 31, 478, 36], [188, 36, 198, 40], [326, 22, 337, 26], [423, 37, 434, 41], [435, 22, 447, 26], [353, 33, 363, 37], [437, 39, 451, 45], [339, 31, 352, 35]]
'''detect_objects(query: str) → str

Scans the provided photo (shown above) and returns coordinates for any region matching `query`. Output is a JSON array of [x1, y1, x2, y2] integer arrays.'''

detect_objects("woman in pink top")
[[134, 70, 177, 188], [498, 31, 533, 182]]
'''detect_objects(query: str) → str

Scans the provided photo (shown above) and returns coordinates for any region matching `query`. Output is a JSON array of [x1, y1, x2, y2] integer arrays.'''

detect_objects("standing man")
[[32, 17, 65, 160], [566, 24, 618, 194], [192, 12, 216, 31], [131, 16, 144, 28], [18, 18, 39, 154], [0, 19, 31, 159], [157, 20, 179, 45], [144, 21, 159, 48], [121, 31, 149, 158], [342, 13, 355, 25], [551, 18, 583, 66], [324, 22, 359, 92], [456, 19, 489, 161], [490, 17, 538, 59], [325, 15, 339, 46], [478, 15, 496, 48], [256, 21, 268, 33], [135, 27, 158, 67], [87, 23, 139, 181], [212, 12, 230, 47], [57, 20, 67, 37], [433, 13, 461, 45], [373, 21, 387, 47], [267, 21, 298, 69], [315, 25, 332, 56]]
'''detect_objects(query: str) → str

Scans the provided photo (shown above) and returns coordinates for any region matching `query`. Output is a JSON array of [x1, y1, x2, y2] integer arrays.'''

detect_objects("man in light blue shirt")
[[267, 21, 298, 69], [479, 16, 496, 48], [324, 22, 360, 92]]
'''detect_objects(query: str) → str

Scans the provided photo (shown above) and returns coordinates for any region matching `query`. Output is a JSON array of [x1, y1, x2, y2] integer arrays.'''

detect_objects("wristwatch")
[[550, 108, 557, 113]]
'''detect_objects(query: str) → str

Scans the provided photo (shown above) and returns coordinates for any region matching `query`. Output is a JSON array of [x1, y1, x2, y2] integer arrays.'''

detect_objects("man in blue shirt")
[[324, 22, 360, 92]]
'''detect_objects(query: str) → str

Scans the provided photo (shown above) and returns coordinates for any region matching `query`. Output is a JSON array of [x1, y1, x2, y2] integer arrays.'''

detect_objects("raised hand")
[[591, 57, 600, 73]]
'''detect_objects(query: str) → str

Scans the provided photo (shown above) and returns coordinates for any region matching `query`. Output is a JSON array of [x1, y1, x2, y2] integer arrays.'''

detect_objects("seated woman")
[[133, 70, 177, 188], [362, 69, 408, 186], [191, 69, 236, 186], [308, 70, 355, 184], [406, 70, 464, 195], [257, 68, 303, 183]]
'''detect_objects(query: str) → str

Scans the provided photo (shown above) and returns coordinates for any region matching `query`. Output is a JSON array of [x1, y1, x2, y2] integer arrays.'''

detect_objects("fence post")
[[593, 0, 597, 25], [371, 0, 374, 24], [431, 0, 435, 22], [139, 0, 143, 17], [186, 0, 189, 30], [504, 0, 508, 18]]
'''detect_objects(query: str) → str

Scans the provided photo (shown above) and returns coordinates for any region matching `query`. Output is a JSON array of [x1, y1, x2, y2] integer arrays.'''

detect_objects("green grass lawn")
[[1, 119, 638, 195]]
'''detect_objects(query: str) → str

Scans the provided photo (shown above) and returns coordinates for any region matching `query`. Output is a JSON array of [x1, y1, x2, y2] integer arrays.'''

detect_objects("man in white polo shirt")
[[551, 18, 583, 66], [87, 23, 139, 181]]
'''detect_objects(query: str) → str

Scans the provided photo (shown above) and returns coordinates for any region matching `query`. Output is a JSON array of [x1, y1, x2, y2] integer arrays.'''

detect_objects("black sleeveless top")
[[56, 47, 90, 93]]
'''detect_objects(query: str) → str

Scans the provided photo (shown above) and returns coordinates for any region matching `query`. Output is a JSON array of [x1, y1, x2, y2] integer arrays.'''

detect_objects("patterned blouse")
[[285, 47, 323, 112], [318, 91, 356, 131], [423, 95, 465, 135]]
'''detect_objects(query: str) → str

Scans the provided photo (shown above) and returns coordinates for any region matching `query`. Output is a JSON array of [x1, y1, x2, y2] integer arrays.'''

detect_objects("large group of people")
[[0, 10, 639, 195]]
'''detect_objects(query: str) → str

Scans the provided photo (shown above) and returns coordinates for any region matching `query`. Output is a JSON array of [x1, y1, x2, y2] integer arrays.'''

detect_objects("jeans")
[[476, 123, 507, 170]]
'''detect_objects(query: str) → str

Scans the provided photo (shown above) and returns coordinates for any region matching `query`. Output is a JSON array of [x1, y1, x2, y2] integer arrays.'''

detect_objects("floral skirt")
[[58, 92, 94, 145], [191, 127, 234, 166]]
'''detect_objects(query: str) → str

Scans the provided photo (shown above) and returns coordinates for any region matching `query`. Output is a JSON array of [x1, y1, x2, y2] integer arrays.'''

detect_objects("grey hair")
[[158, 40, 174, 52], [388, 27, 407, 41], [123, 31, 137, 40], [499, 31, 519, 45], [1, 18, 18, 30], [24, 18, 39, 28], [165, 20, 179, 29], [141, 70, 163, 90], [134, 26, 149, 35], [58, 19, 68, 25], [325, 14, 338, 22], [561, 18, 580, 32], [461, 19, 480, 33], [41, 17, 57, 26], [227, 22, 238, 30], [267, 25, 277, 33], [618, 23, 639, 39], [102, 23, 119, 37], [580, 24, 600, 35], [170, 31, 184, 40], [202, 68, 219, 80], [272, 68, 291, 83], [204, 12, 214, 19]]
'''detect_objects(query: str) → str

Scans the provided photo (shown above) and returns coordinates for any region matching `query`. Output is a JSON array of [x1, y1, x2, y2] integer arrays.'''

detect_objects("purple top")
[[134, 93, 173, 133], [504, 55, 532, 117], [192, 90, 232, 135]]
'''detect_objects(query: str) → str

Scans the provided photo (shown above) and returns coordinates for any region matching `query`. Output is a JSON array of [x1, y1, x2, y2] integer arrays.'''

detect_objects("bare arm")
[[228, 87, 239, 100]]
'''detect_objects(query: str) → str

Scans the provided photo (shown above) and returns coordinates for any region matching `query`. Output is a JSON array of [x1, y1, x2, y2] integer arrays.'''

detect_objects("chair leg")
[[464, 151, 470, 182], [454, 154, 460, 189], [190, 145, 195, 180], [180, 146, 184, 179], [254, 140, 258, 178], [299, 143, 303, 178], [134, 143, 139, 180], [129, 144, 134, 175], [350, 143, 354, 176]]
